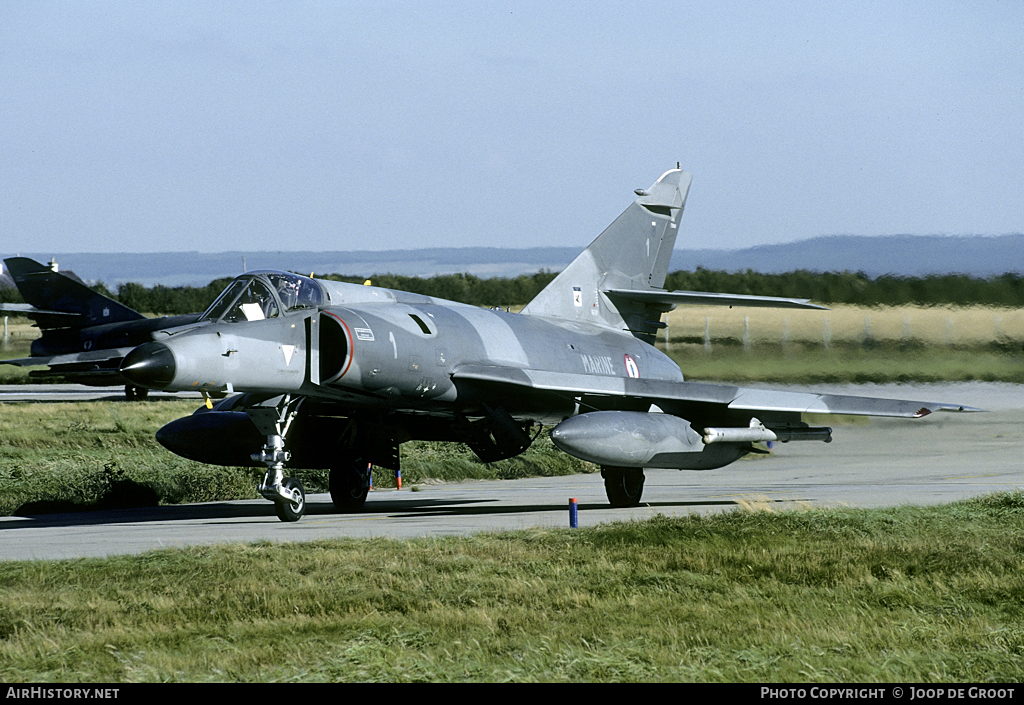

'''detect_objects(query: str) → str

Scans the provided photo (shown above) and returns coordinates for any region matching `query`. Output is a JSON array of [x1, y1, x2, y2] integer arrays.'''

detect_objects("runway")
[[0, 383, 1021, 562]]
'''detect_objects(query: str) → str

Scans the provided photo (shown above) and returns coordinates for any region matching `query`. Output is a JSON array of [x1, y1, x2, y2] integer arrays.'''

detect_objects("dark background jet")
[[0, 257, 201, 399]]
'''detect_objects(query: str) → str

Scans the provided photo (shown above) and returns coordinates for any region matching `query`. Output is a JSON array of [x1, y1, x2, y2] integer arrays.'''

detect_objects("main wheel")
[[274, 477, 306, 522], [603, 467, 645, 507], [329, 461, 371, 511], [125, 384, 149, 401]]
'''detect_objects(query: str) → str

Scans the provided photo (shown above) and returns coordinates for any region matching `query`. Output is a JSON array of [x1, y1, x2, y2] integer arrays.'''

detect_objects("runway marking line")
[[942, 473, 1012, 480]]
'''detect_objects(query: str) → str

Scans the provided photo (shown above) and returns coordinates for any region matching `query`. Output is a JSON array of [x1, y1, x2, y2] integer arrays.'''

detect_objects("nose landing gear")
[[247, 395, 308, 522]]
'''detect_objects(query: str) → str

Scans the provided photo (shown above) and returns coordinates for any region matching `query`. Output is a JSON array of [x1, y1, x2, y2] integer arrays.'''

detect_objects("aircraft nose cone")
[[120, 342, 177, 389]]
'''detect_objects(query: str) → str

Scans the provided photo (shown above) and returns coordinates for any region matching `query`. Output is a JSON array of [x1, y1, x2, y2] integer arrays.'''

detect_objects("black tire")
[[125, 384, 149, 401], [603, 467, 645, 507], [274, 477, 306, 522], [329, 462, 371, 511]]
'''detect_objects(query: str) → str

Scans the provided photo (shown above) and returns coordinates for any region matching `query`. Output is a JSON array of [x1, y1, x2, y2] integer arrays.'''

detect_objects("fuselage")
[[30, 314, 203, 357], [121, 274, 683, 426]]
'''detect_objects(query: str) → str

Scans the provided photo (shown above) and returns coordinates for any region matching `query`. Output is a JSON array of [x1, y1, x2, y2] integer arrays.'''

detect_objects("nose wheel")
[[273, 477, 306, 522]]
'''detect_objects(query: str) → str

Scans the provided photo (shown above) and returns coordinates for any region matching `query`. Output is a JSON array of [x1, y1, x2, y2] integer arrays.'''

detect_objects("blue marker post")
[[569, 497, 578, 528]]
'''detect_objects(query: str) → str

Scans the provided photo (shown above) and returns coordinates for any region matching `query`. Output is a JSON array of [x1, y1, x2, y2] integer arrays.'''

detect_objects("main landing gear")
[[329, 458, 372, 512], [124, 384, 149, 401], [602, 466, 646, 507]]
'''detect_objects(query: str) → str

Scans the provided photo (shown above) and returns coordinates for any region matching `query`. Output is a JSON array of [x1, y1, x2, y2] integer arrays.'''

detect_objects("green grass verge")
[[0, 401, 258, 515], [0, 401, 595, 516], [1, 493, 1022, 682]]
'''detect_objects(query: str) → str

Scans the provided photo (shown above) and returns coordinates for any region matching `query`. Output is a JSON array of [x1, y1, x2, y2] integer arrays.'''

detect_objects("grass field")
[[0, 400, 596, 517], [0, 317, 41, 384], [1, 494, 1022, 682], [663, 303, 1024, 347]]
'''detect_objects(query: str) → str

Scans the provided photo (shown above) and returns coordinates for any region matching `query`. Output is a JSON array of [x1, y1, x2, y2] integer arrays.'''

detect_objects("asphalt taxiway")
[[0, 383, 200, 402], [0, 383, 1021, 561]]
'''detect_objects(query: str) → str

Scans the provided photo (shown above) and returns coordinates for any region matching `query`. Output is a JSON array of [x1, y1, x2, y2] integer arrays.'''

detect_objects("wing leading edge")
[[452, 364, 983, 418], [603, 288, 829, 311], [0, 347, 137, 369]]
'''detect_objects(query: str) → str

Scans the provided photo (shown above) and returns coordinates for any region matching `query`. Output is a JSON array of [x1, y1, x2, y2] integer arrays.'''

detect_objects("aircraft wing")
[[0, 303, 83, 319], [603, 288, 829, 310], [1, 347, 136, 369], [452, 364, 982, 418]]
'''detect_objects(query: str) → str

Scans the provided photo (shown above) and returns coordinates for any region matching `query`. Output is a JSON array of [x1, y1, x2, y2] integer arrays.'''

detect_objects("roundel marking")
[[624, 354, 640, 379]]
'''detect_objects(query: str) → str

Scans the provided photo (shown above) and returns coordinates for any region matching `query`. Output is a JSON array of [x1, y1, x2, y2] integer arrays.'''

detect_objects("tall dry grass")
[[662, 304, 1024, 348]]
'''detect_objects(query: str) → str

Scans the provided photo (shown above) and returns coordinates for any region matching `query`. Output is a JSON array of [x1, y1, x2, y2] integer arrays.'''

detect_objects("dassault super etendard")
[[120, 168, 979, 521]]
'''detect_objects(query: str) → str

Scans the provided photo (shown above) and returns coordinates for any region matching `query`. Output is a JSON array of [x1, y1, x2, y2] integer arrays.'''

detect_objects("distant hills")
[[3, 234, 1022, 289], [677, 234, 1024, 280]]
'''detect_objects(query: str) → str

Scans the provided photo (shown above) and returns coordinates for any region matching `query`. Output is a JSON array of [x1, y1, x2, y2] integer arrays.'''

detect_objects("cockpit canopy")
[[200, 271, 324, 323]]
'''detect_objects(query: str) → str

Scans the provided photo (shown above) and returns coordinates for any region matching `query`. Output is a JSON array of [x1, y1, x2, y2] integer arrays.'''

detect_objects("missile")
[[702, 418, 832, 445], [702, 418, 776, 444]]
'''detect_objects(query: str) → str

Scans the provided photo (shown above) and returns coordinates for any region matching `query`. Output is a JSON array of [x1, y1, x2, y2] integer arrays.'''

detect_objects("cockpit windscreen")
[[200, 272, 323, 323]]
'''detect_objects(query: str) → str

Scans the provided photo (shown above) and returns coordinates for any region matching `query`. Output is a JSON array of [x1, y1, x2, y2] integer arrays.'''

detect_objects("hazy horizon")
[[5, 234, 1020, 288]]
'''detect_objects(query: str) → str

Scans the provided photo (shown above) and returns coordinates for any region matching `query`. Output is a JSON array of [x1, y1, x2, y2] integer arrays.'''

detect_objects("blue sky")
[[3, 1, 1022, 255]]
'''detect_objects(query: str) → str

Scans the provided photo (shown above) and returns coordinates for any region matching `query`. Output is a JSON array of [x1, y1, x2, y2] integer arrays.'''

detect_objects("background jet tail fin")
[[520, 168, 692, 342], [4, 257, 145, 330]]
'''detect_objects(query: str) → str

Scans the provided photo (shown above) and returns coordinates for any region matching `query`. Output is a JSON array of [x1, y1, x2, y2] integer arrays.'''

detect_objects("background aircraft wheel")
[[124, 384, 149, 401], [603, 467, 645, 507], [329, 461, 370, 511], [274, 477, 305, 522]]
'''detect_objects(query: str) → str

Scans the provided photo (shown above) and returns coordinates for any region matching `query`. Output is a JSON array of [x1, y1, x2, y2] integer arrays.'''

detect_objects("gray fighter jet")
[[0, 257, 202, 399], [120, 168, 978, 521]]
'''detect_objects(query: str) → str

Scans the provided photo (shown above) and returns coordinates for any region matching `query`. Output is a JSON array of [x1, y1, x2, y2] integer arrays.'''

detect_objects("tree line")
[[663, 269, 1024, 308], [3, 268, 1023, 314]]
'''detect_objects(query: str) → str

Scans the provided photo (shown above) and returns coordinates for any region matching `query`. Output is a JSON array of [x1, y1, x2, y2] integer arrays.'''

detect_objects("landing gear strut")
[[247, 395, 307, 522]]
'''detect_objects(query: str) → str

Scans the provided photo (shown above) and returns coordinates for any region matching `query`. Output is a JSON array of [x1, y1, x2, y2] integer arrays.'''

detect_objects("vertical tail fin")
[[3, 257, 144, 329], [520, 168, 692, 342]]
